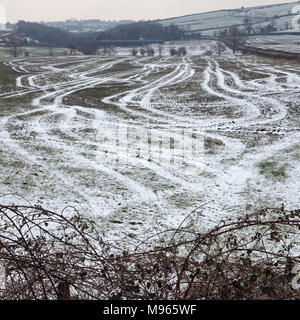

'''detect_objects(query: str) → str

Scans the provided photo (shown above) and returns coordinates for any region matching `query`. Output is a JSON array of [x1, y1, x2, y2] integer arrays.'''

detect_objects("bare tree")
[[158, 46, 163, 57], [7, 32, 22, 58], [204, 50, 213, 56], [177, 47, 187, 56], [109, 46, 116, 56], [139, 47, 146, 56], [131, 48, 138, 57], [48, 47, 54, 56], [146, 47, 155, 56], [68, 42, 77, 55], [243, 15, 253, 34], [81, 40, 98, 55], [227, 26, 246, 54], [214, 41, 226, 56], [101, 47, 108, 55], [170, 48, 177, 56], [101, 46, 115, 56], [23, 49, 30, 57], [169, 47, 187, 57]]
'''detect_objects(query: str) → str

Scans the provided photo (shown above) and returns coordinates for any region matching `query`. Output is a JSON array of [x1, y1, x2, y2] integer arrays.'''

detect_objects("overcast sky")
[[0, 0, 299, 23]]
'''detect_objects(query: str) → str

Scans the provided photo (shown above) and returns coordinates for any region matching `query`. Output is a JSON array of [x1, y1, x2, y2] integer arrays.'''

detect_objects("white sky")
[[0, 5, 5, 25], [0, 0, 299, 23]]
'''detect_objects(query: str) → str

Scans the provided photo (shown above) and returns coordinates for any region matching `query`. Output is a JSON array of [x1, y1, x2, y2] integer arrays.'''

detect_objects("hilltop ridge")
[[158, 1, 300, 36]]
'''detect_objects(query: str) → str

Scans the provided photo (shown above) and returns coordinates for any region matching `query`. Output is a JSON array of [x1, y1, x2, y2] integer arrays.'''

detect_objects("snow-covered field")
[[159, 1, 300, 36], [0, 41, 299, 242], [246, 34, 300, 53]]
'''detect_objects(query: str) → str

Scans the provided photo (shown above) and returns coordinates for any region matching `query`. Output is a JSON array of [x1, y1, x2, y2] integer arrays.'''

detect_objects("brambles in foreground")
[[0, 204, 299, 300]]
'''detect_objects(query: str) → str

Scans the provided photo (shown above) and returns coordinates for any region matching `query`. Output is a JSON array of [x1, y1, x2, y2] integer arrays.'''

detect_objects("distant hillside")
[[41, 19, 135, 33], [158, 1, 300, 36], [15, 20, 185, 53]]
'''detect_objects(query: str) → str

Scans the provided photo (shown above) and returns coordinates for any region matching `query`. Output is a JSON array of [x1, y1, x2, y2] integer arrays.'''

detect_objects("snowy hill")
[[158, 1, 300, 36]]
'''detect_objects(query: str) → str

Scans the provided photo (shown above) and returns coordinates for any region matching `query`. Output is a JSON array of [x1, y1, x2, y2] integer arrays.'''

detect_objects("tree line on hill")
[[16, 20, 191, 54], [17, 21, 98, 54], [99, 21, 184, 41]]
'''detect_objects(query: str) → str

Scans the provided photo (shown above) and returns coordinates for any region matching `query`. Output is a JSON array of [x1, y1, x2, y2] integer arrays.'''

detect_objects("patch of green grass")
[[293, 152, 300, 160], [257, 161, 287, 179], [0, 62, 20, 92], [63, 84, 141, 118], [109, 220, 123, 224], [245, 204, 252, 211], [168, 192, 195, 208], [218, 59, 269, 81], [254, 55, 300, 68], [205, 137, 224, 154], [129, 221, 143, 226]]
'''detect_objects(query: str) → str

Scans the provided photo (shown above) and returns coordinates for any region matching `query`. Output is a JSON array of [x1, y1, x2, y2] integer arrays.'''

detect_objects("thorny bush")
[[0, 204, 299, 300]]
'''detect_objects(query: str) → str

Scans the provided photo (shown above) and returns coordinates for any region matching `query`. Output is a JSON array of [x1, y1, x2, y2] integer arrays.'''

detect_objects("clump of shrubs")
[[0, 204, 299, 300]]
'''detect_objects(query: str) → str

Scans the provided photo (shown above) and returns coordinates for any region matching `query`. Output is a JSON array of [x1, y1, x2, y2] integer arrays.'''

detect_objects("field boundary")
[[0, 204, 299, 300], [239, 44, 300, 62]]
